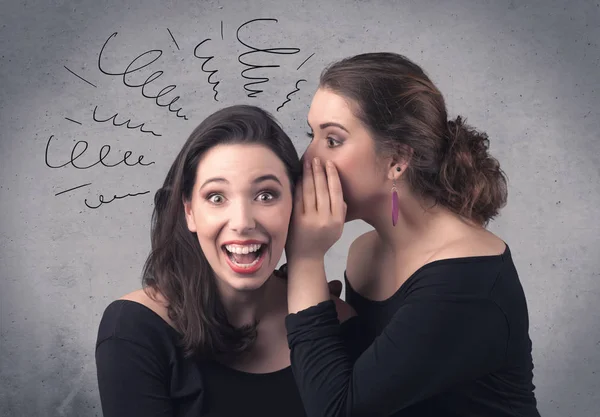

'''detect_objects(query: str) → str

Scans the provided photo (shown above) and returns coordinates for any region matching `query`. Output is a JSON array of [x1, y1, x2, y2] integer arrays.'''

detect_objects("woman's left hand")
[[286, 157, 347, 261]]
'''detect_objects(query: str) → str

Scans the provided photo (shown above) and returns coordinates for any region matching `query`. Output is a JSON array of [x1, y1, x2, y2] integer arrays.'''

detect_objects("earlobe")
[[388, 163, 403, 181], [183, 199, 197, 232]]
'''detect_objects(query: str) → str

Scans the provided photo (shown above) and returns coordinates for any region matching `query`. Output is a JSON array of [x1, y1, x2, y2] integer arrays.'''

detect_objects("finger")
[[302, 159, 316, 213], [325, 160, 345, 219], [293, 180, 304, 216], [312, 157, 331, 214], [328, 279, 343, 297]]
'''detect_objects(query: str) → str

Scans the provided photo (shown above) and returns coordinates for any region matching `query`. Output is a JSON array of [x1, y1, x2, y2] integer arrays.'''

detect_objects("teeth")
[[230, 254, 262, 268], [224, 244, 263, 254]]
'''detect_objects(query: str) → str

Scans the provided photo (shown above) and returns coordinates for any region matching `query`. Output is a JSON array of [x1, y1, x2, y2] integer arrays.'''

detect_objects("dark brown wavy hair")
[[141, 105, 301, 358], [319, 52, 508, 225]]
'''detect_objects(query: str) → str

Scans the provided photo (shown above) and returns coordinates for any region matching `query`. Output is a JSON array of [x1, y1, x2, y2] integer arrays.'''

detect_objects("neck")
[[362, 185, 471, 253], [216, 275, 277, 328]]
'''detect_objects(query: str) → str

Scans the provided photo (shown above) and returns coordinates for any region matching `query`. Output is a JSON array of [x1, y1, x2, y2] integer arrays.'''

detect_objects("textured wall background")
[[1, 0, 598, 416]]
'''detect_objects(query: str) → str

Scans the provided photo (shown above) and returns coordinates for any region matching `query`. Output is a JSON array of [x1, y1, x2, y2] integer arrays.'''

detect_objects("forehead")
[[196, 143, 287, 181], [308, 88, 357, 125]]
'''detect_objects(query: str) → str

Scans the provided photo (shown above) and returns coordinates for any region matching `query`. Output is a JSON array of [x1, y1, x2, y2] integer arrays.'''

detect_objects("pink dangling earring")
[[391, 167, 401, 227], [391, 181, 399, 227]]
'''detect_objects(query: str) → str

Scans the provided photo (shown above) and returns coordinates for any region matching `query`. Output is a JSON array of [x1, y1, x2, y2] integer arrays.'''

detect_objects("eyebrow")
[[199, 174, 283, 190], [307, 120, 350, 134]]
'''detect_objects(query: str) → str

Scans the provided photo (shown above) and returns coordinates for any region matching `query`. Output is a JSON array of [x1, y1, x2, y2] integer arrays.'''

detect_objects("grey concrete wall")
[[0, 0, 598, 416]]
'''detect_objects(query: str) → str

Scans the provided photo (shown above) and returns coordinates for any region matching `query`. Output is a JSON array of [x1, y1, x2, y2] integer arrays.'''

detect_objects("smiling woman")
[[94, 105, 354, 417], [183, 143, 293, 296]]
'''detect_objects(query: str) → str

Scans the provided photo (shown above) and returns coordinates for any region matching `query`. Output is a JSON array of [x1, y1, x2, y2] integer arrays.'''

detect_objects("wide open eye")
[[207, 194, 225, 205]]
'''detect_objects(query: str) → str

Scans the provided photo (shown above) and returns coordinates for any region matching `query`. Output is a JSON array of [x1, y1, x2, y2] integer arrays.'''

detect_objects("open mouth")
[[222, 243, 268, 270]]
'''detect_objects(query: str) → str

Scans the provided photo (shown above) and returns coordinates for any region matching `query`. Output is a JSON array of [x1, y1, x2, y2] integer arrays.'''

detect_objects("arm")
[[274, 262, 356, 322], [285, 295, 508, 417], [96, 336, 173, 417]]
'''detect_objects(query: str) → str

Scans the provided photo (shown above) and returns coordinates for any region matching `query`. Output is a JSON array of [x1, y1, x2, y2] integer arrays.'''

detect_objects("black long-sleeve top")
[[285, 245, 541, 417], [96, 300, 308, 417]]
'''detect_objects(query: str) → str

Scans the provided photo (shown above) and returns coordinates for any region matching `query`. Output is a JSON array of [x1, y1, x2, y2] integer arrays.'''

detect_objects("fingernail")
[[313, 157, 320, 165], [326, 160, 334, 168], [304, 160, 311, 169]]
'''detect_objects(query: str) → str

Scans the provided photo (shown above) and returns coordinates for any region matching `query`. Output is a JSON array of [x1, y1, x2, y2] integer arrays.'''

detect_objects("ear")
[[183, 198, 197, 233], [388, 145, 413, 181]]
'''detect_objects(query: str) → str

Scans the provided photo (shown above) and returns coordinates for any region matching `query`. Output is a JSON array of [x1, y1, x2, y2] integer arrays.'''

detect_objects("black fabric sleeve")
[[285, 296, 509, 417], [96, 336, 173, 417], [338, 316, 369, 362]]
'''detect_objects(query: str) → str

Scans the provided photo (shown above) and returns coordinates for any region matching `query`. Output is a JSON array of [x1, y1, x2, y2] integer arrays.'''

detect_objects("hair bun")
[[439, 115, 507, 225]]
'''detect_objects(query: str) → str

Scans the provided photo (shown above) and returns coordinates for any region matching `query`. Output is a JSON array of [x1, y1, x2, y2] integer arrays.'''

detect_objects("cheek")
[[329, 159, 357, 197], [192, 209, 221, 246], [261, 204, 292, 239]]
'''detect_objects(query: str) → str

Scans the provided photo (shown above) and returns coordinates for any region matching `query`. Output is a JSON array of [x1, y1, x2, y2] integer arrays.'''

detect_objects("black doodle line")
[[92, 105, 162, 136], [84, 190, 150, 209], [55, 183, 92, 196], [44, 135, 155, 170], [193, 39, 221, 101], [236, 18, 301, 98], [98, 32, 188, 120], [167, 28, 180, 50], [277, 79, 306, 112], [221, 21, 224, 40], [296, 53, 314, 71], [64, 66, 97, 88], [65, 117, 82, 125]]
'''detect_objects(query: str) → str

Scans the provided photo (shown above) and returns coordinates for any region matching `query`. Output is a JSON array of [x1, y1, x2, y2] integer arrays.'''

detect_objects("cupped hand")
[[286, 157, 347, 261]]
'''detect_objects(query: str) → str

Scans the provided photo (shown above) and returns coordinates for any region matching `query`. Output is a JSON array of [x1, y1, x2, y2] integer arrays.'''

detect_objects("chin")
[[227, 275, 272, 292]]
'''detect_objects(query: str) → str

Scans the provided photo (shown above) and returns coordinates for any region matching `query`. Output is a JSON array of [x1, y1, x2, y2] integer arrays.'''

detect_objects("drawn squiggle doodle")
[[92, 106, 161, 136], [64, 66, 97, 88], [167, 28, 180, 50], [277, 79, 307, 112], [65, 117, 82, 125], [44, 135, 154, 170], [97, 32, 188, 120], [55, 183, 91, 196], [236, 18, 301, 98], [193, 39, 221, 101], [85, 190, 150, 209]]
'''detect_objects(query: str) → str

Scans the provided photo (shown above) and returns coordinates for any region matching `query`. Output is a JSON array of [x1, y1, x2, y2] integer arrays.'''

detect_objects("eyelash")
[[206, 190, 280, 205], [306, 132, 342, 148]]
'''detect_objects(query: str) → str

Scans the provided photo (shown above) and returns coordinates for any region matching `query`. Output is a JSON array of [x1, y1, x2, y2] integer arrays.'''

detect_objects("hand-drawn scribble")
[[51, 22, 314, 212], [55, 183, 92, 196], [64, 66, 97, 88], [296, 53, 315, 71], [92, 105, 161, 136], [85, 189, 150, 209], [97, 32, 188, 120], [45, 135, 155, 170], [167, 28, 180, 50], [193, 39, 221, 101], [236, 18, 301, 98], [277, 79, 307, 112], [65, 117, 82, 125]]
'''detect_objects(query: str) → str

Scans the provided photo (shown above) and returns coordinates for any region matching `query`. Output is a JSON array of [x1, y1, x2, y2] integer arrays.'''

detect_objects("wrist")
[[287, 256, 325, 273], [286, 257, 329, 314]]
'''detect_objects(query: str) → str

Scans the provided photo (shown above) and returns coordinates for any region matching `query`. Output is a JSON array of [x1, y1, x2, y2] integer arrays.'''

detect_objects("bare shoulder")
[[432, 228, 506, 262], [346, 230, 381, 283], [119, 288, 174, 328]]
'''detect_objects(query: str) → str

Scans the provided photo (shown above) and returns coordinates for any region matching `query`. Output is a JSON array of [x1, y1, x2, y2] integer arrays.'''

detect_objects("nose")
[[228, 200, 256, 233], [301, 140, 316, 164]]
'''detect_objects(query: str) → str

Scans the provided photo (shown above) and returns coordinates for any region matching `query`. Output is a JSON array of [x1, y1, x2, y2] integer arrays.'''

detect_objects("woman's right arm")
[[96, 336, 173, 417]]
